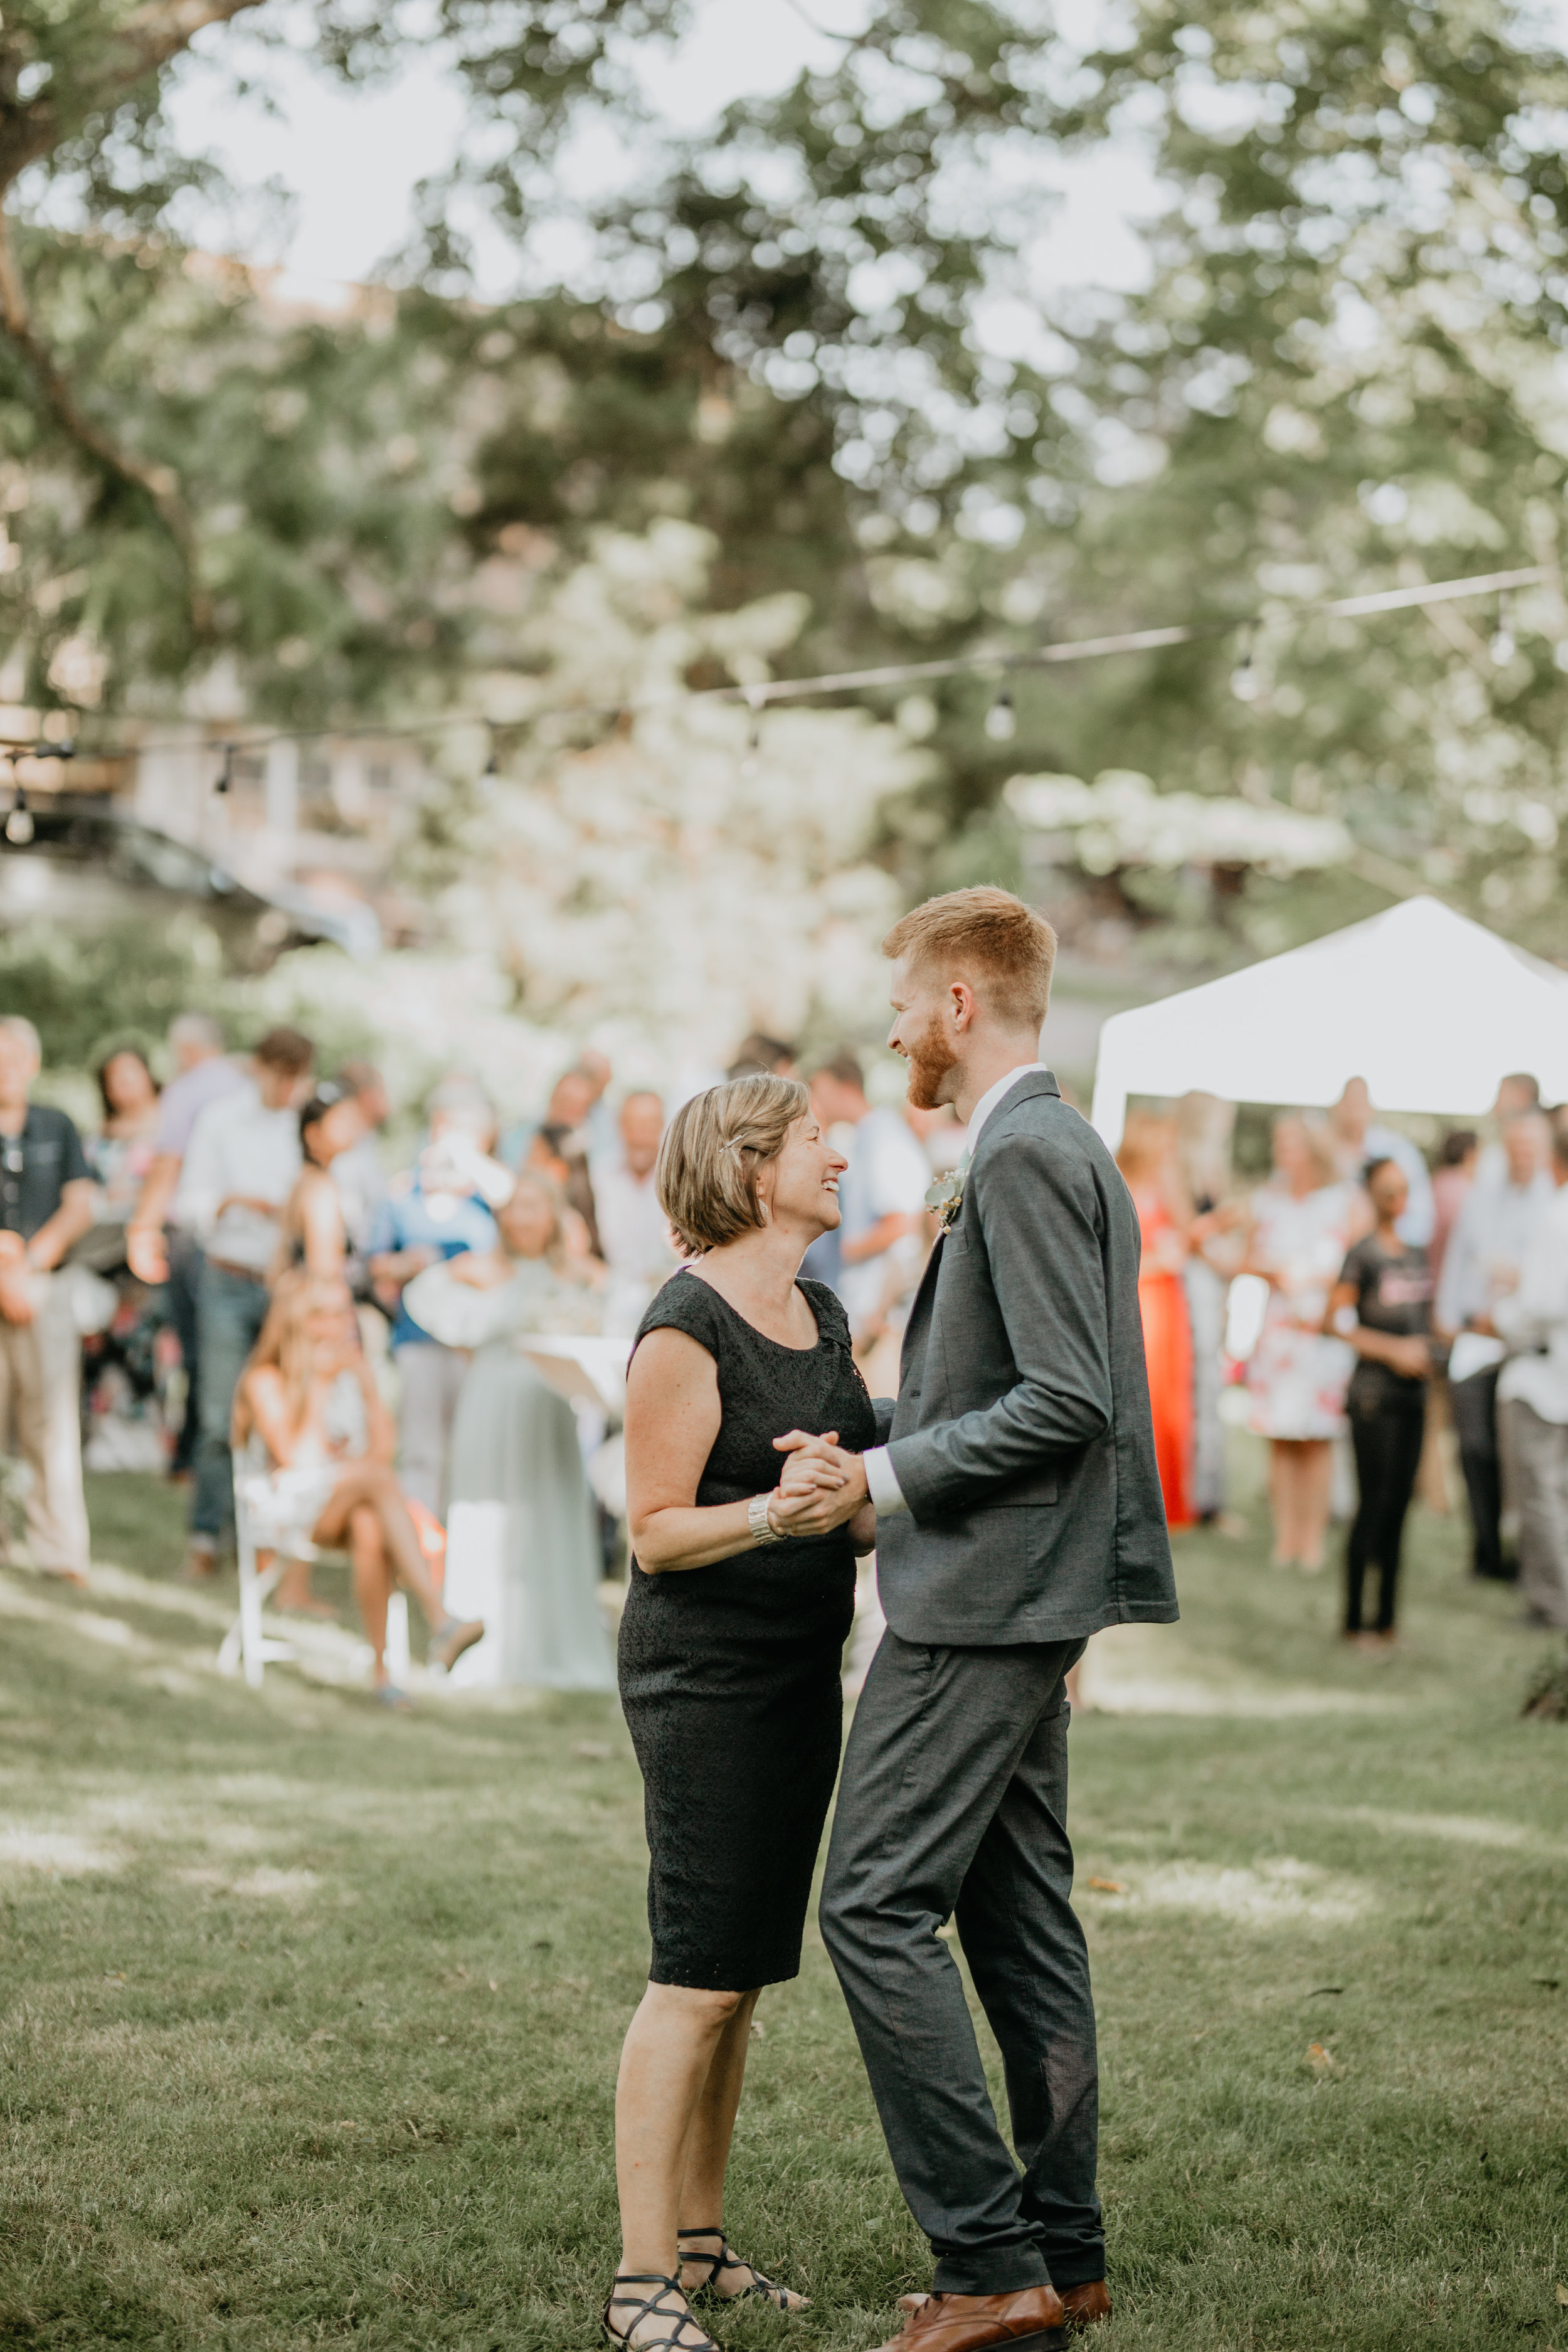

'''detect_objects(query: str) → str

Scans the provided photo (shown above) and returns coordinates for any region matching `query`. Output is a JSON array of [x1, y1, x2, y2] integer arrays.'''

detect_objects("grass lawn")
[[1, 1464, 1567, 2351]]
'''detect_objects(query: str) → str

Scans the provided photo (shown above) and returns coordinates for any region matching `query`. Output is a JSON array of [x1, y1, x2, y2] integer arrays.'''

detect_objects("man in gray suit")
[[778, 887, 1177, 2352]]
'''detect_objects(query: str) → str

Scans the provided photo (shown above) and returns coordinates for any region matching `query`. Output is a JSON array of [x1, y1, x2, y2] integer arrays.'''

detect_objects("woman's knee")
[[348, 1501, 383, 1550], [645, 1982, 748, 2030]]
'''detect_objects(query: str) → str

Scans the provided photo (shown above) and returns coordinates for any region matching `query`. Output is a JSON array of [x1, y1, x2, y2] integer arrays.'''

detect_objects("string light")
[[984, 687, 1017, 743], [1229, 625, 1260, 702], [1, 560, 1545, 779], [1490, 591, 1516, 666], [0, 737, 72, 839]]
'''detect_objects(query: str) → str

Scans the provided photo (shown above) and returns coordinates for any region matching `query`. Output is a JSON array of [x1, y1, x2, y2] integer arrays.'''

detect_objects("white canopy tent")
[[1088, 895, 1568, 1144]]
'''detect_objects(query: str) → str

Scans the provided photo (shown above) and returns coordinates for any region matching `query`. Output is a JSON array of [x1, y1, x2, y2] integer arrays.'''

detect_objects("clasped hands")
[[767, 1429, 876, 1550]]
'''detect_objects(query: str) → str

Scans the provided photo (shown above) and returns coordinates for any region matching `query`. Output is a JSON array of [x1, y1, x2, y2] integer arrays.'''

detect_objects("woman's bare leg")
[[346, 1501, 395, 1683], [673, 1991, 802, 2305], [313, 1466, 444, 1626], [1268, 1441, 1296, 1565], [677, 1989, 759, 2232], [1298, 1438, 1333, 1571], [615, 1983, 744, 2324]]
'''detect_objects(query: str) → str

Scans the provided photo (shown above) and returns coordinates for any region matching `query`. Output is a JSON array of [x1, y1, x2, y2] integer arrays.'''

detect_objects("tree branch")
[[0, 0, 270, 191], [0, 208, 211, 636]]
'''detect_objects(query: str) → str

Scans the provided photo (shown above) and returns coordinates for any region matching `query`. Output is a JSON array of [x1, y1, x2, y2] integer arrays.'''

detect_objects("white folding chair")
[[217, 1459, 408, 1690]]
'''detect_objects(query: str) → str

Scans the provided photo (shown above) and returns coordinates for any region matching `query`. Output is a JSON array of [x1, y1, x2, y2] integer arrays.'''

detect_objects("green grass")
[[1, 1466, 1567, 2349]]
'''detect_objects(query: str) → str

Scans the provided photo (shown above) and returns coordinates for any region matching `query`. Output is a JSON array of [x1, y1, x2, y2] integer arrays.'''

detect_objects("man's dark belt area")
[[205, 1257, 268, 1284]]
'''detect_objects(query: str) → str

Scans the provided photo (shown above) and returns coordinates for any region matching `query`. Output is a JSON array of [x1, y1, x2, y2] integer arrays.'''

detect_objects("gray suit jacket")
[[872, 1070, 1179, 1646]]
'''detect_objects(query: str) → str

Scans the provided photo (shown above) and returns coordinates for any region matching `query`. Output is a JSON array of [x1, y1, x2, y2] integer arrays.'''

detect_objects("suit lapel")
[[898, 1232, 945, 1394]]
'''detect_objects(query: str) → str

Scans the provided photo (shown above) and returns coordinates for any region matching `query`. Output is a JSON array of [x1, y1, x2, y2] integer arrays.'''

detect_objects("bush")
[[0, 916, 233, 1073]]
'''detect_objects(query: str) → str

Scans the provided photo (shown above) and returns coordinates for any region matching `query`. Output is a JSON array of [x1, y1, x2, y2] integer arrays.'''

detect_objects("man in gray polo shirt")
[[126, 1014, 249, 1478]]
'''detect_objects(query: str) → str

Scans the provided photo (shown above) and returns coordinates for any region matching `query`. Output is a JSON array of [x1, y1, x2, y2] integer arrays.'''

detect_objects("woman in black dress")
[[1324, 1155, 1434, 1647], [607, 1075, 878, 2352]]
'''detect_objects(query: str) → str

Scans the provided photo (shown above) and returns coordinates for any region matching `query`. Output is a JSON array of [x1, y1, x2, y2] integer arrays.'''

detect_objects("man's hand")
[[126, 1224, 169, 1285], [772, 1429, 871, 1532]]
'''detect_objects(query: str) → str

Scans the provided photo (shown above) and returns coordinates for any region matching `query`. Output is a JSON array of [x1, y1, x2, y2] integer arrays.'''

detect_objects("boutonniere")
[[926, 1167, 965, 1234]]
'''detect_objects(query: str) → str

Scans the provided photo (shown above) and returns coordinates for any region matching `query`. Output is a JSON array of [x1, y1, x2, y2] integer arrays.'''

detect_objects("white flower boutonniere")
[[926, 1167, 965, 1234]]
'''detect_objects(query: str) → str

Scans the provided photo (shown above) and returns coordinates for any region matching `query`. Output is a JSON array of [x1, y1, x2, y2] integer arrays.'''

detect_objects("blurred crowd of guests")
[[1118, 1071, 1568, 1651], [8, 999, 1564, 1693], [0, 1012, 965, 1703]]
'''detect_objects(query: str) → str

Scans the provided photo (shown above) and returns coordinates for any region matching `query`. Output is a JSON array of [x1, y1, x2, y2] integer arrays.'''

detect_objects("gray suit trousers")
[[820, 1633, 1103, 2294]]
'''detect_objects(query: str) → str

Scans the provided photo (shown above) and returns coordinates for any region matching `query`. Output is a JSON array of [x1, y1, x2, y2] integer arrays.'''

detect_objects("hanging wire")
[[475, 724, 501, 801], [739, 686, 766, 776], [213, 741, 236, 795], [6, 559, 1545, 775]]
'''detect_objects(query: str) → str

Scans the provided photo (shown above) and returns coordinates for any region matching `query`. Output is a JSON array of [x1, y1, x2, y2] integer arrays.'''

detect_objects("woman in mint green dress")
[[403, 1175, 616, 1692]]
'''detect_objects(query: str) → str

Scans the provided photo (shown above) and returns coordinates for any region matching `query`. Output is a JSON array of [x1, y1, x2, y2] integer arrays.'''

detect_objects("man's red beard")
[[903, 1010, 960, 1111]]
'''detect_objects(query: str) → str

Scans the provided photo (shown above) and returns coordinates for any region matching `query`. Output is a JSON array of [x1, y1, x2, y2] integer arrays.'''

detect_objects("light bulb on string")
[[984, 687, 1017, 743], [1229, 625, 1260, 702], [1490, 591, 1516, 666], [477, 728, 500, 801], [5, 778, 32, 845]]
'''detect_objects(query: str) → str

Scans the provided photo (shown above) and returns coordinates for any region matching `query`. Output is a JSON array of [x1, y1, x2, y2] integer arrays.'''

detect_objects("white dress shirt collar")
[[964, 1061, 1051, 1157]]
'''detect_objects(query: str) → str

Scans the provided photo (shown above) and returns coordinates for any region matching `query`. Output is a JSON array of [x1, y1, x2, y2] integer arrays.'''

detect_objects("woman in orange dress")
[[1116, 1115, 1195, 1530]]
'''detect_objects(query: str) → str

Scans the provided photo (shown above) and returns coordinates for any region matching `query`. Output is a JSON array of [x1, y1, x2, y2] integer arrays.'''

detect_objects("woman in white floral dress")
[[1246, 1114, 1369, 1571]]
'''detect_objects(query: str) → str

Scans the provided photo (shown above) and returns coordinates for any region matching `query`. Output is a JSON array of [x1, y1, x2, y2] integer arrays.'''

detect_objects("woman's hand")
[[773, 1431, 871, 1532]]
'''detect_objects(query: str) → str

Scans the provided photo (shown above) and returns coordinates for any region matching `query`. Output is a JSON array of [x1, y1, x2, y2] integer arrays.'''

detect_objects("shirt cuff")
[[863, 1445, 908, 1515]]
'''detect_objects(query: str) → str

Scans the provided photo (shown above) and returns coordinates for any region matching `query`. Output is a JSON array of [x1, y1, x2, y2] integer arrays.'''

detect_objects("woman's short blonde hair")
[[657, 1073, 810, 1256]]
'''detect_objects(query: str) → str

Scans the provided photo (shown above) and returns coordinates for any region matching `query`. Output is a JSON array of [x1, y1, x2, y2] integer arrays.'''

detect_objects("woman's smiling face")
[[757, 1113, 848, 1239]]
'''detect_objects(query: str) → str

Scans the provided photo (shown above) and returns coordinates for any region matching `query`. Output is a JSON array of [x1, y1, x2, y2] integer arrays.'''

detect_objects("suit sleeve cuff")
[[864, 1445, 908, 1515]]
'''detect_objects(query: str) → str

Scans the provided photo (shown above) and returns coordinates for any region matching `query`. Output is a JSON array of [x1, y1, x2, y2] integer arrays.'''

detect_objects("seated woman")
[[401, 1173, 615, 1692], [272, 1084, 368, 1281], [231, 1268, 484, 1705]]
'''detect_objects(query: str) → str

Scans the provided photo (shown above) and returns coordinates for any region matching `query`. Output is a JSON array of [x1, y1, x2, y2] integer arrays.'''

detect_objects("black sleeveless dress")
[[618, 1271, 877, 1990]]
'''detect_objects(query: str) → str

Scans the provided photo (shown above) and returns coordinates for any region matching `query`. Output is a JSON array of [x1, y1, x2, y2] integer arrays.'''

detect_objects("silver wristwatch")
[[748, 1492, 785, 1545]]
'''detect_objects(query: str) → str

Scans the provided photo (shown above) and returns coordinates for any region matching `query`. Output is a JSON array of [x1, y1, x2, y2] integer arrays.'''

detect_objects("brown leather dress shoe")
[[874, 2286, 1067, 2352], [1057, 2282, 1111, 2330]]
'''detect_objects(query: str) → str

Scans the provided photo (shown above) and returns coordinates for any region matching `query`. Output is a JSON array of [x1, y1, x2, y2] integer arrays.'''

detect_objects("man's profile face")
[[255, 1057, 312, 1111], [887, 955, 960, 1112], [0, 1032, 37, 1101], [1503, 1115, 1543, 1185], [620, 1094, 664, 1178], [810, 1073, 863, 1129]]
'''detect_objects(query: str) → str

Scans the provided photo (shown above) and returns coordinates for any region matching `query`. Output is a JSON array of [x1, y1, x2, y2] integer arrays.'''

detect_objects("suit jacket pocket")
[[988, 1469, 1059, 1508]]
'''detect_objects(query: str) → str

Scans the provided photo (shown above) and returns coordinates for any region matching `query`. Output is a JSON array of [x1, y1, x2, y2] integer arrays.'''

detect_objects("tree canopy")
[[5, 0, 1568, 970]]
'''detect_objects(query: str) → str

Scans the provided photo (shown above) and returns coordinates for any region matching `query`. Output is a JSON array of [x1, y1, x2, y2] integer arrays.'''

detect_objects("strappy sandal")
[[432, 1614, 484, 1673], [679, 2226, 806, 2312], [603, 2271, 719, 2352]]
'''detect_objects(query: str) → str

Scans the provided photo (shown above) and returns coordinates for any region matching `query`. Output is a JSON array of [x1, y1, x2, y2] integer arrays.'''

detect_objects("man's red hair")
[[882, 887, 1056, 1030]]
